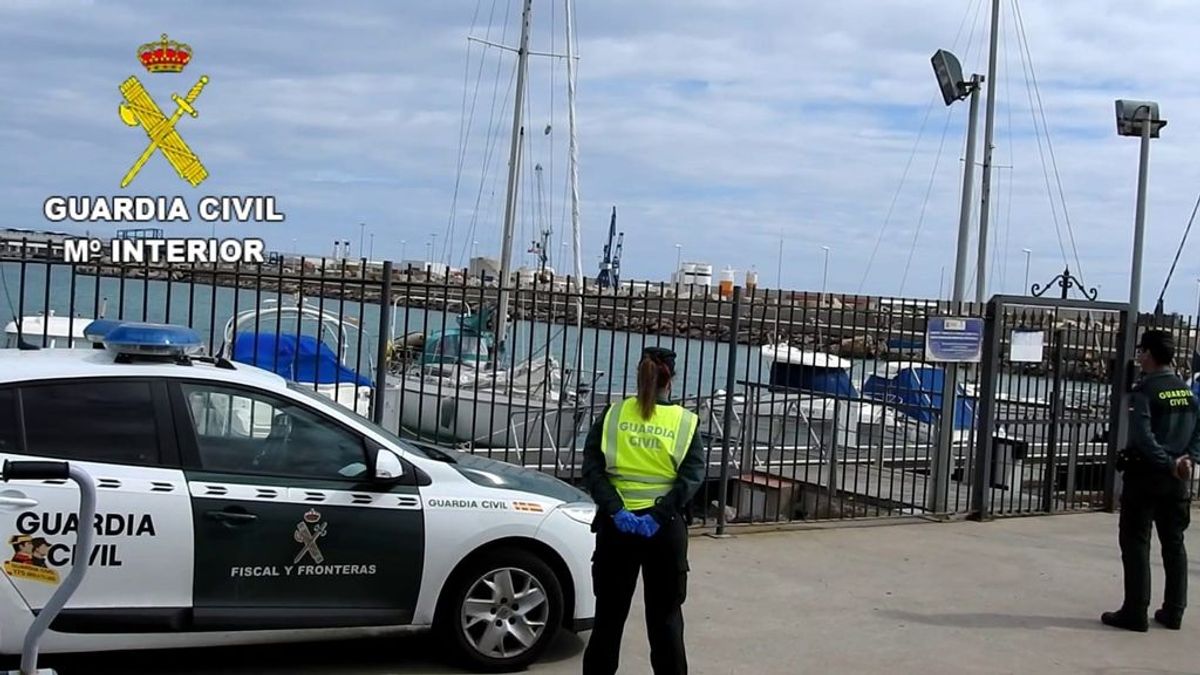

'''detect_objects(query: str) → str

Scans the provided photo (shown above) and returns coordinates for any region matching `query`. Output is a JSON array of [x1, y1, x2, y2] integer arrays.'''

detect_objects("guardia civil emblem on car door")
[[293, 509, 327, 564]]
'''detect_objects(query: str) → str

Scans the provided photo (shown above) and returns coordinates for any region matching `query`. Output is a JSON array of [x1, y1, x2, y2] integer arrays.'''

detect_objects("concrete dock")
[[31, 511, 1200, 674]]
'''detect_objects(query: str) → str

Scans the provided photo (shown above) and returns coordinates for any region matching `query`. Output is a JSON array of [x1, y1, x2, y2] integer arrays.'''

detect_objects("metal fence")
[[3, 243, 1196, 529]]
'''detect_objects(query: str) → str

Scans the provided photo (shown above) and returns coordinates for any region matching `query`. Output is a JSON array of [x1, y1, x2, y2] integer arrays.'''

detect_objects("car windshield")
[[283, 381, 456, 462]]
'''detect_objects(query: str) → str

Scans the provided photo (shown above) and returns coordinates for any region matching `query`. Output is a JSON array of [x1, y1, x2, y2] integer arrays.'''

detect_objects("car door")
[[0, 379, 194, 630], [170, 379, 425, 630]]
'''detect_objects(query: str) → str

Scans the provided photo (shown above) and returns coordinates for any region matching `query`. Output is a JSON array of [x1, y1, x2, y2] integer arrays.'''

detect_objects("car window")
[[181, 382, 368, 480], [284, 381, 440, 462], [20, 380, 160, 465], [0, 388, 18, 453]]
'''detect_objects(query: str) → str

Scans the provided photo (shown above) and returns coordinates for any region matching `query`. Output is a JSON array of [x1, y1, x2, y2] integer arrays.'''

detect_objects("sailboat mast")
[[564, 0, 584, 341], [495, 0, 534, 355], [975, 0, 1001, 303]]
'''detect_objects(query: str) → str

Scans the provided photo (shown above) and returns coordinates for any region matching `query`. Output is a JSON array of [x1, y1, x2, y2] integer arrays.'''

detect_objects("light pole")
[[400, 239, 407, 263], [1022, 248, 1032, 294], [932, 49, 983, 307], [429, 233, 438, 264], [821, 246, 830, 296], [930, 48, 983, 516], [359, 223, 365, 259], [1116, 100, 1166, 329], [777, 238, 784, 290]]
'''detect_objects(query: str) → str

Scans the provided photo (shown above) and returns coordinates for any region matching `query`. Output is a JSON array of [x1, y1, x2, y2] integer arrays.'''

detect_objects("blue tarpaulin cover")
[[232, 333, 373, 387], [862, 366, 975, 430]]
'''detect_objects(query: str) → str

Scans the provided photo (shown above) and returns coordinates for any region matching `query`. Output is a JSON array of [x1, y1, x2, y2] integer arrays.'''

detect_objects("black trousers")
[[582, 510, 689, 675], [1118, 470, 1192, 619]]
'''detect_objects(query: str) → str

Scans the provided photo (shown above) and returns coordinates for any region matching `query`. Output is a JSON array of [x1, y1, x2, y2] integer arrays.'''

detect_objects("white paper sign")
[[1010, 331, 1044, 363]]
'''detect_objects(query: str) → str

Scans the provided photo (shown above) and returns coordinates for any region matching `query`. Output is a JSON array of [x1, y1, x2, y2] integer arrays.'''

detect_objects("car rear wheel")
[[437, 547, 564, 672]]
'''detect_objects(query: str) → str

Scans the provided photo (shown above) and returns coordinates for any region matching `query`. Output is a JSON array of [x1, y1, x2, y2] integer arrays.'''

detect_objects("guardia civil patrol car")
[[0, 322, 596, 671]]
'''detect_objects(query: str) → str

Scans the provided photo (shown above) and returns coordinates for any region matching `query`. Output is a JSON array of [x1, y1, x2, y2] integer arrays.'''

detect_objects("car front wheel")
[[437, 547, 564, 672]]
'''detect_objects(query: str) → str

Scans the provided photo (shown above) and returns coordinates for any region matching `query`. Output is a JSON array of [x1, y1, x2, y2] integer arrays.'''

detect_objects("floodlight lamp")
[[931, 49, 968, 106], [1115, 99, 1166, 138]]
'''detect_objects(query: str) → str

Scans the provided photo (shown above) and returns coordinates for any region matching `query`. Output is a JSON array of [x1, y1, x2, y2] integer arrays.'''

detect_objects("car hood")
[[447, 452, 590, 504]]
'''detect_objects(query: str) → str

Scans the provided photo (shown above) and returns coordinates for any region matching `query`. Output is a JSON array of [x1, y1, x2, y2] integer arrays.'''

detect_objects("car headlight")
[[558, 502, 596, 525]]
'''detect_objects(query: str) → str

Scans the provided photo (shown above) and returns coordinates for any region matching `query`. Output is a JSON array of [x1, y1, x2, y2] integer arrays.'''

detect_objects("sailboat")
[[391, 0, 600, 452]]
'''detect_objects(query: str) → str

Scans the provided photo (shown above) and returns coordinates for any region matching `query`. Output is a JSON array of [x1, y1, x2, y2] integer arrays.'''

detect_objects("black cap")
[[1138, 329, 1175, 365], [642, 346, 677, 376]]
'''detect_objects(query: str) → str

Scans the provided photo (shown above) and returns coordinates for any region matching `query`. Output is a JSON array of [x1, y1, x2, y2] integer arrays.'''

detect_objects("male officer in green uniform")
[[1103, 329, 1200, 631], [580, 346, 706, 675]]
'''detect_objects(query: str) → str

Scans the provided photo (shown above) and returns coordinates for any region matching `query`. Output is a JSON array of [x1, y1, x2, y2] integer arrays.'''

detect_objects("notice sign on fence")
[[1010, 330, 1045, 363], [925, 317, 984, 363]]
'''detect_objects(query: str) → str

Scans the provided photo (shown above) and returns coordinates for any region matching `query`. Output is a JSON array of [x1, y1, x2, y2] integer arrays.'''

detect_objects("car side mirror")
[[374, 448, 406, 482]]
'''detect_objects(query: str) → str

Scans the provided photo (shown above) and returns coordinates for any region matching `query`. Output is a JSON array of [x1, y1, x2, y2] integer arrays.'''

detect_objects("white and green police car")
[[0, 322, 596, 671]]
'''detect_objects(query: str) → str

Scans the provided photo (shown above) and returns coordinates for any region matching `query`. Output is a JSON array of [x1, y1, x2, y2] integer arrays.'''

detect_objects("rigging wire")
[[1009, 0, 1070, 272], [445, 0, 491, 265], [548, 0, 556, 268], [899, 107, 956, 296], [1013, 0, 1086, 282], [858, 0, 984, 293], [1156, 190, 1200, 311], [459, 2, 518, 266], [1001, 6, 1016, 292]]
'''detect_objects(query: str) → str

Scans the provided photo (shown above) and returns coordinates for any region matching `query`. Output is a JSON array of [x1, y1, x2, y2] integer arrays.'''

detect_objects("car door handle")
[[0, 496, 38, 508], [205, 510, 258, 525]]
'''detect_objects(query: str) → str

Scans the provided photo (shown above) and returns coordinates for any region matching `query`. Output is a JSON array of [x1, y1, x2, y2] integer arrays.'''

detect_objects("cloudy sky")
[[2, 0, 1200, 311]]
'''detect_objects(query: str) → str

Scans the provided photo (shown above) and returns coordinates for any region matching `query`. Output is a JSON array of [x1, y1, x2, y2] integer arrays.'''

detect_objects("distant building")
[[468, 256, 501, 284], [672, 261, 714, 298], [0, 228, 77, 258]]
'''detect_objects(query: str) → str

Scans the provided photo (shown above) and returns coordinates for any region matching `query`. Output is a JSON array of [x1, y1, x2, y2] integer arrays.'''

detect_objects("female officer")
[[580, 346, 706, 675]]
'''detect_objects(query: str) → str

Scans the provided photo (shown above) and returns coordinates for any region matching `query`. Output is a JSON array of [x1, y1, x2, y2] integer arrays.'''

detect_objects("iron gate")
[[972, 288, 1131, 519]]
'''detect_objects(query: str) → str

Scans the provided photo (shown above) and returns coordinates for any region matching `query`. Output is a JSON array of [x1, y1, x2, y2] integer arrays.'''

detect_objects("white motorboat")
[[217, 298, 376, 417], [3, 311, 91, 349]]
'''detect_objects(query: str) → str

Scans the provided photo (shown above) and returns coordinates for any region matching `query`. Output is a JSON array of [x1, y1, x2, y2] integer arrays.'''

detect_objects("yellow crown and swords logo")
[[118, 34, 209, 188]]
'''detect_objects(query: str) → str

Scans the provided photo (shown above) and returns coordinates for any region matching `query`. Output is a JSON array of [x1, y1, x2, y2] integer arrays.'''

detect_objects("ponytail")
[[636, 356, 670, 419]]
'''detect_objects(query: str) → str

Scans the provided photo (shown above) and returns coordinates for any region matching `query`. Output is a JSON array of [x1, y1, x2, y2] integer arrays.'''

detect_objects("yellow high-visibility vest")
[[601, 397, 698, 511]]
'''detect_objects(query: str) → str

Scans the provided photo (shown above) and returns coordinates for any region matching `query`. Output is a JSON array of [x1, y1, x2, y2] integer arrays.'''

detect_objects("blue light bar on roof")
[[83, 319, 126, 344], [101, 322, 204, 358]]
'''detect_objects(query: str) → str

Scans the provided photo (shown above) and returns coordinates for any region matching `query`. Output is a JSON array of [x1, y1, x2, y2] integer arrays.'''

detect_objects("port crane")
[[596, 206, 622, 289]]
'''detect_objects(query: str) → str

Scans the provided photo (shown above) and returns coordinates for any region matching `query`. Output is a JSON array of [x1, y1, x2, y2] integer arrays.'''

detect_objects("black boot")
[[1153, 608, 1182, 630], [1102, 611, 1148, 632]]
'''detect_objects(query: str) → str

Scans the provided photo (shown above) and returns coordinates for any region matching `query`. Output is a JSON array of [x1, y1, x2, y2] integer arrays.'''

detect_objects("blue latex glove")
[[613, 509, 640, 534], [635, 514, 660, 538]]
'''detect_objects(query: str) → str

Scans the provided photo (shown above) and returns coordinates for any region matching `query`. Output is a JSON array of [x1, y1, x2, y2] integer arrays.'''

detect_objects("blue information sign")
[[924, 316, 984, 363]]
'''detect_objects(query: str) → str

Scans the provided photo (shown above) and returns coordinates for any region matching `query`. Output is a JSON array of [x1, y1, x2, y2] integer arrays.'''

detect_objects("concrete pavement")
[[32, 512, 1200, 674]]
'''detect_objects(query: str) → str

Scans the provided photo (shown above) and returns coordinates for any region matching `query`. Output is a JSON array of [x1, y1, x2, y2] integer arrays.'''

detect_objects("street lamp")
[[821, 246, 830, 296], [359, 223, 365, 259], [1022, 248, 1032, 294], [777, 237, 784, 290], [932, 48, 984, 306], [1116, 99, 1166, 325]]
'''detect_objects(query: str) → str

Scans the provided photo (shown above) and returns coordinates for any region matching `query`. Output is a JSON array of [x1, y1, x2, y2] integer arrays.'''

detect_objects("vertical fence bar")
[[715, 285, 742, 535], [373, 261, 393, 426], [971, 297, 1002, 520], [1104, 308, 1131, 512], [1041, 327, 1065, 512]]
